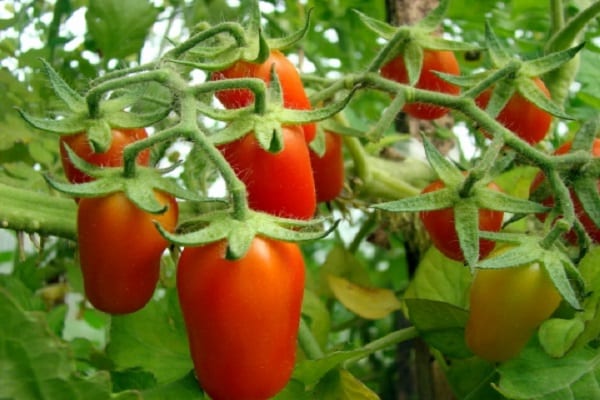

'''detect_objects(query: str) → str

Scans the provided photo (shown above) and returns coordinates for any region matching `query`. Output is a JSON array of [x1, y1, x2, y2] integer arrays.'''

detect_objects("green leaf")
[[106, 289, 192, 384], [496, 339, 600, 400], [405, 299, 471, 358], [142, 371, 206, 400], [373, 187, 456, 212], [573, 177, 600, 229], [86, 0, 159, 59], [0, 289, 139, 400], [17, 109, 86, 135], [317, 245, 372, 298], [301, 290, 331, 350], [475, 186, 549, 213], [404, 246, 472, 309], [353, 10, 397, 40], [313, 369, 380, 400], [572, 247, 600, 349], [545, 1, 600, 52], [538, 318, 585, 358], [543, 254, 581, 311], [446, 358, 502, 400], [524, 43, 585, 77], [517, 75, 572, 120]]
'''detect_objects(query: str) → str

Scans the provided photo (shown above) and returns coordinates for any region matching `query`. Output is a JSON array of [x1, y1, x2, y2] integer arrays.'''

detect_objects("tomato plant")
[[310, 130, 345, 202], [211, 49, 316, 142], [177, 237, 305, 400], [218, 125, 316, 219], [419, 178, 504, 262], [77, 191, 178, 314], [380, 49, 460, 120], [465, 255, 562, 362], [59, 128, 150, 184], [475, 77, 552, 145], [530, 139, 600, 243]]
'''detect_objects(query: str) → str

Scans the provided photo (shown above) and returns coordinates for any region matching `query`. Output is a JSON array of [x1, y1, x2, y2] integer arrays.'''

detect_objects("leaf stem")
[[298, 318, 324, 360]]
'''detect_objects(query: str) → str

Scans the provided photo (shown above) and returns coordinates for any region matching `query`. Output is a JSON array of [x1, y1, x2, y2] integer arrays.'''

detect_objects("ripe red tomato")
[[211, 50, 316, 142], [530, 139, 600, 243], [77, 191, 178, 314], [419, 178, 504, 262], [218, 126, 316, 220], [177, 237, 305, 400], [59, 128, 150, 184], [475, 77, 552, 145], [380, 49, 460, 120], [309, 131, 344, 202], [465, 254, 562, 362]]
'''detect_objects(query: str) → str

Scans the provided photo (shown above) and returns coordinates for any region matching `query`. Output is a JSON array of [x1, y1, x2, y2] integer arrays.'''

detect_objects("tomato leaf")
[[373, 187, 456, 212], [366, 92, 405, 141], [523, 42, 585, 77], [0, 289, 141, 400], [353, 10, 397, 40], [545, 1, 600, 53], [422, 136, 464, 187], [445, 358, 502, 400], [267, 8, 313, 51], [475, 186, 549, 213], [543, 254, 582, 311], [86, 0, 159, 60], [403, 41, 423, 87], [142, 371, 207, 400], [327, 274, 401, 320], [573, 177, 600, 229], [517, 75, 572, 120], [481, 79, 515, 120], [107, 289, 192, 384], [496, 338, 600, 400], [416, 0, 449, 31], [313, 369, 380, 400], [403, 246, 472, 309], [454, 200, 480, 267], [404, 298, 472, 358], [17, 109, 87, 135], [572, 247, 600, 349]]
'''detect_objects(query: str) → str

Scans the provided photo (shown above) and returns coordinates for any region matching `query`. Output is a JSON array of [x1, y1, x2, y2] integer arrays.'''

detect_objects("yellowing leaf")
[[327, 275, 401, 320]]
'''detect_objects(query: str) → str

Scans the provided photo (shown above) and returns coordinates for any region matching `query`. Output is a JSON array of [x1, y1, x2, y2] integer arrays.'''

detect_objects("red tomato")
[[77, 191, 178, 314], [59, 128, 150, 184], [465, 253, 562, 362], [218, 126, 316, 220], [211, 50, 316, 142], [475, 77, 552, 145], [530, 139, 600, 243], [380, 49, 460, 120], [419, 178, 504, 262], [309, 131, 344, 202], [177, 237, 305, 400]]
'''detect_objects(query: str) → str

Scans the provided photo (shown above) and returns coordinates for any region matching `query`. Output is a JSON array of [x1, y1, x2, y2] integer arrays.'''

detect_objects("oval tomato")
[[60, 128, 150, 184], [218, 126, 316, 220], [77, 191, 178, 314], [419, 178, 504, 262], [309, 131, 344, 202], [177, 237, 305, 400], [465, 255, 562, 362], [475, 77, 552, 145], [530, 139, 600, 243], [211, 50, 316, 142], [380, 49, 460, 120]]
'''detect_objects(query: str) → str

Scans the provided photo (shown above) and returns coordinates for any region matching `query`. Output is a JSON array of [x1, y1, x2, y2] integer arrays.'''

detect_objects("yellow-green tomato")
[[465, 261, 562, 362]]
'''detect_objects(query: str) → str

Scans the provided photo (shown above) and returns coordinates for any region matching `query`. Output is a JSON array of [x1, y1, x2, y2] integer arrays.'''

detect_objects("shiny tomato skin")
[[211, 50, 316, 142], [380, 49, 460, 120], [465, 258, 562, 362], [60, 128, 151, 184], [177, 237, 305, 400], [419, 179, 504, 262], [309, 131, 344, 202], [475, 77, 552, 145], [530, 139, 600, 243], [219, 126, 316, 220], [77, 191, 178, 314]]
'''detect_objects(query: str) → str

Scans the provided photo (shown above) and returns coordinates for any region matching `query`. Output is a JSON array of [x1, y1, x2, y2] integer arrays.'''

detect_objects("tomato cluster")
[[62, 128, 178, 314]]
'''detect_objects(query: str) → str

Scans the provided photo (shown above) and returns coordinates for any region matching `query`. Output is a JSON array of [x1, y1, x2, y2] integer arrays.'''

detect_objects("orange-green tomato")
[[465, 260, 562, 362]]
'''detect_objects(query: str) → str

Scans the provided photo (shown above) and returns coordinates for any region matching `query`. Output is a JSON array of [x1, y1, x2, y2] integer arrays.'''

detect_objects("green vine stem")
[[166, 21, 247, 59], [0, 183, 77, 240], [298, 318, 324, 359], [343, 326, 419, 367], [191, 78, 268, 115]]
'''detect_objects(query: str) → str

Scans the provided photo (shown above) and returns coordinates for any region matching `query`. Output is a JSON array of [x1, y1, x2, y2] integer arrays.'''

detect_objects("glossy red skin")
[[219, 126, 316, 220], [465, 257, 562, 362], [60, 128, 150, 184], [475, 77, 552, 145], [530, 139, 600, 243], [211, 50, 316, 142], [309, 131, 344, 202], [77, 191, 178, 314], [419, 179, 504, 262], [380, 49, 460, 120], [177, 237, 305, 400]]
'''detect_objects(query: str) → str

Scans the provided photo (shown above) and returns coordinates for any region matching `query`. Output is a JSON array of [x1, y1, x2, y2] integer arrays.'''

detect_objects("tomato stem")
[[167, 22, 247, 59], [298, 318, 324, 359], [191, 78, 268, 115]]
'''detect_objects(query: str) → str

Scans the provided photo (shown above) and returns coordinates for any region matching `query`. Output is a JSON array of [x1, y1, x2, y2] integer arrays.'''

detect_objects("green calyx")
[[158, 209, 332, 260], [46, 146, 204, 214]]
